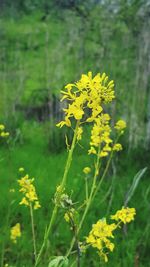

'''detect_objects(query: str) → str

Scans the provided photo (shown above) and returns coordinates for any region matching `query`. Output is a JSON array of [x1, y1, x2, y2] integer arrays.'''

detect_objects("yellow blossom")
[[77, 127, 83, 140], [115, 120, 126, 132], [56, 71, 115, 128], [111, 207, 136, 224], [88, 146, 97, 155], [83, 167, 91, 174], [18, 173, 41, 209], [10, 223, 21, 243], [113, 143, 122, 151], [99, 151, 108, 158], [86, 219, 116, 262]]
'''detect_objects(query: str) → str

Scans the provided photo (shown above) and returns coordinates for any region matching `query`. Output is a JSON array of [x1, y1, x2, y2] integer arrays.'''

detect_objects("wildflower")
[[89, 114, 112, 156], [83, 167, 91, 174], [56, 72, 115, 128], [88, 147, 97, 155], [86, 219, 116, 262], [115, 120, 126, 132], [10, 223, 21, 243], [99, 151, 108, 158], [111, 207, 136, 224], [18, 174, 41, 210], [113, 143, 122, 151]]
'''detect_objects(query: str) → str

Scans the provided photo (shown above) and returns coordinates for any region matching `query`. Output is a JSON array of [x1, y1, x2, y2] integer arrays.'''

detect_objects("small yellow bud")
[[83, 167, 91, 174]]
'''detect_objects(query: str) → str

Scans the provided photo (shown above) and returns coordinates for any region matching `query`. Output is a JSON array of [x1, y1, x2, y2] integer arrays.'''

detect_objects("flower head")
[[115, 120, 126, 133], [18, 173, 41, 210], [111, 207, 136, 224], [56, 72, 115, 128], [83, 167, 91, 174], [86, 219, 116, 262], [10, 223, 21, 243]]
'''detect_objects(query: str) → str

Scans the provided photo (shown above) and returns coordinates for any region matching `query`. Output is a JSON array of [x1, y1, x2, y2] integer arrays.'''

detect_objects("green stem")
[[30, 203, 37, 262], [35, 121, 80, 267], [66, 146, 101, 257]]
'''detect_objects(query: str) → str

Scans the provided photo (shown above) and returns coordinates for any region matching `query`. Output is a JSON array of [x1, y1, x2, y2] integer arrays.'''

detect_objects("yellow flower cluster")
[[88, 114, 112, 157], [86, 219, 116, 262], [86, 207, 136, 262], [113, 143, 122, 151], [10, 223, 21, 243], [0, 124, 9, 138], [56, 71, 115, 128], [18, 172, 41, 210], [115, 120, 126, 133], [111, 206, 136, 224], [56, 71, 126, 157]]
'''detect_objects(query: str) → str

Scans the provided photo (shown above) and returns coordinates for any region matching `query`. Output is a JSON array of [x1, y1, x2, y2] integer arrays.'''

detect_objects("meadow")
[[0, 119, 149, 267], [0, 1, 150, 266]]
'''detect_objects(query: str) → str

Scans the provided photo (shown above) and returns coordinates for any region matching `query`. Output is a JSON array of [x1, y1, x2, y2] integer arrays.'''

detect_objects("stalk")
[[67, 135, 120, 257], [66, 146, 101, 257], [35, 121, 80, 267], [30, 203, 37, 262]]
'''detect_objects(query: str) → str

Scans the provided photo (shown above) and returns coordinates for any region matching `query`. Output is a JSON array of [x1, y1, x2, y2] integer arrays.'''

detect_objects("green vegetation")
[[0, 1, 150, 266]]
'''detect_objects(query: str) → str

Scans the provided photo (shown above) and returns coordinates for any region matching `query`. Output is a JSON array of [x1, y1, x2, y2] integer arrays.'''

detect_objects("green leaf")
[[124, 167, 147, 206], [48, 256, 69, 267]]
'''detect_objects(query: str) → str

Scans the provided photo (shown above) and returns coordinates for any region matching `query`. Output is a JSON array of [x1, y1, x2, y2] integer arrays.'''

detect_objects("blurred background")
[[0, 1, 150, 266]]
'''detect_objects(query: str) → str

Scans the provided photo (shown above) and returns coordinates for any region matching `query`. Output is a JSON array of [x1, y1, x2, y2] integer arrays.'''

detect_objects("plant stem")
[[35, 121, 80, 267], [30, 203, 37, 263], [66, 147, 101, 257]]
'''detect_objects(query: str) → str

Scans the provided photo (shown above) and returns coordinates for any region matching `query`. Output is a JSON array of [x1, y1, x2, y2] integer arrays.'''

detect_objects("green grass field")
[[0, 121, 149, 267]]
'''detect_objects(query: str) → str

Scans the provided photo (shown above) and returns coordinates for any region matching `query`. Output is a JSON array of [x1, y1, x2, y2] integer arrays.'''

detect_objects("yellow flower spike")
[[18, 173, 41, 209], [10, 223, 21, 243], [86, 218, 117, 262], [83, 167, 91, 174], [111, 207, 136, 224], [56, 71, 115, 128]]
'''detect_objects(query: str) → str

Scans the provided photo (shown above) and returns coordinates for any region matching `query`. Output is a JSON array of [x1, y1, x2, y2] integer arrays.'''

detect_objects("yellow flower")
[[99, 151, 108, 158], [34, 201, 41, 210], [113, 143, 122, 151], [115, 120, 126, 131], [111, 207, 136, 224], [18, 173, 41, 209], [0, 124, 5, 130], [10, 223, 21, 243], [88, 146, 97, 155], [56, 71, 115, 128], [83, 167, 91, 174], [86, 219, 116, 262], [77, 127, 83, 140]]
